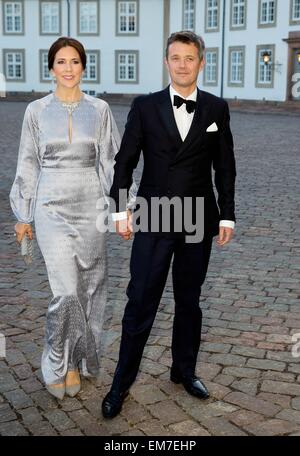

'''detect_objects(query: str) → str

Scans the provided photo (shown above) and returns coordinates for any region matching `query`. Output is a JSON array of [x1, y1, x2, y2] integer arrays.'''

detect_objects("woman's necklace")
[[62, 101, 80, 144], [61, 100, 80, 144], [56, 94, 82, 144]]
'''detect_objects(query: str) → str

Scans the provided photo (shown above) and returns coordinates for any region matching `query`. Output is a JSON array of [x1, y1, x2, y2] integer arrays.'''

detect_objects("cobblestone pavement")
[[0, 100, 300, 437]]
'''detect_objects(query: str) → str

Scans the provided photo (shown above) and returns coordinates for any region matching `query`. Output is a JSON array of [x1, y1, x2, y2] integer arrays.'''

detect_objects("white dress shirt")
[[112, 86, 235, 231]]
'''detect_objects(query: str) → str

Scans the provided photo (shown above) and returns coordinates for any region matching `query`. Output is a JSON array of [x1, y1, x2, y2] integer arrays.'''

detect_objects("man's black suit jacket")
[[110, 86, 236, 239]]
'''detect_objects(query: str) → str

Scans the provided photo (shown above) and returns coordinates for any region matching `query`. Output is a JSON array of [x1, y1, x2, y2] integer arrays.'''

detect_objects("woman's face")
[[51, 46, 84, 90]]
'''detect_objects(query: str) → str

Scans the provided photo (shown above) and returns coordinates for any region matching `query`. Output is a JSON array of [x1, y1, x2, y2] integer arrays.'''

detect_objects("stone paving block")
[[245, 419, 300, 436], [231, 379, 259, 396], [231, 346, 266, 359], [291, 397, 300, 411], [0, 371, 18, 393], [214, 374, 235, 387], [31, 390, 59, 411], [241, 331, 266, 341], [19, 407, 44, 425], [43, 409, 76, 432], [0, 420, 29, 436], [228, 409, 265, 427], [4, 388, 33, 409], [260, 325, 290, 335], [197, 362, 222, 380], [208, 354, 246, 367], [0, 403, 17, 423], [200, 381, 231, 400], [68, 409, 108, 436], [20, 377, 43, 394], [261, 380, 300, 396], [61, 429, 84, 436], [222, 366, 261, 379], [60, 397, 83, 412], [27, 421, 58, 436], [246, 358, 286, 372], [288, 364, 300, 375], [227, 322, 261, 332], [266, 334, 294, 344], [225, 392, 281, 417], [201, 342, 232, 354], [139, 359, 169, 376], [188, 400, 238, 422], [12, 363, 33, 380], [169, 420, 211, 436], [262, 370, 295, 383], [143, 345, 166, 362], [209, 328, 241, 338], [120, 399, 152, 425], [266, 350, 295, 363], [257, 393, 291, 409], [147, 400, 190, 425], [257, 342, 286, 351], [137, 419, 173, 436], [130, 384, 168, 405], [276, 409, 300, 424], [199, 417, 247, 436]]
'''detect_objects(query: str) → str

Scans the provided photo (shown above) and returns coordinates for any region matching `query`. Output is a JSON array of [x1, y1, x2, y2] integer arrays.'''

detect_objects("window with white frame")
[[206, 0, 219, 30], [41, 1, 60, 34], [204, 50, 218, 84], [183, 0, 195, 31], [231, 0, 246, 27], [83, 52, 99, 82], [259, 0, 276, 25], [4, 1, 23, 33], [292, 0, 300, 20], [116, 52, 138, 83], [117, 1, 138, 34], [5, 50, 24, 80], [229, 49, 244, 84], [79, 1, 98, 34], [40, 50, 51, 81], [258, 48, 273, 85]]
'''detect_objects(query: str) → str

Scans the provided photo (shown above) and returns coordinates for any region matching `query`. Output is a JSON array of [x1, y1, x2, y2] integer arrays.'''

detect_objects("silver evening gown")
[[10, 93, 120, 385]]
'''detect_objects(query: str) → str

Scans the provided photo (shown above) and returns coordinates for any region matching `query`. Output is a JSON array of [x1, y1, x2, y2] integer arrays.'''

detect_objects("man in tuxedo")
[[102, 31, 236, 418]]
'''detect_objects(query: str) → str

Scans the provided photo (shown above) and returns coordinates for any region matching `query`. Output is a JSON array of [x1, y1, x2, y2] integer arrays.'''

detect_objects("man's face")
[[165, 41, 205, 90]]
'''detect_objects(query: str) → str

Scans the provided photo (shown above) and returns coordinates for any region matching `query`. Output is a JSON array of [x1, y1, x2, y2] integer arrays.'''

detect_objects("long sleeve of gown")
[[98, 103, 137, 210], [10, 105, 41, 224]]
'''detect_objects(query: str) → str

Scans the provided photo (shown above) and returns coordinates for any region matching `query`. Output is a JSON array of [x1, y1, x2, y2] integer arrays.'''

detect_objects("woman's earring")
[[51, 76, 57, 92]]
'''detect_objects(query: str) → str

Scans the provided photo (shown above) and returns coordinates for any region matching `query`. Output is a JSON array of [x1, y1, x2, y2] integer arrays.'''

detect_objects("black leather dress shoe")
[[170, 372, 209, 399], [102, 389, 129, 418]]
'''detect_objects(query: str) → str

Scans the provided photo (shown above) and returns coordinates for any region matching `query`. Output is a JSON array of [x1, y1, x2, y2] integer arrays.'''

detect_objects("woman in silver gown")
[[10, 37, 120, 400]]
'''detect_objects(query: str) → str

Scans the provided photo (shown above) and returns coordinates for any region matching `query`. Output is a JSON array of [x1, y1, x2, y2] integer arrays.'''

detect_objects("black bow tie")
[[173, 95, 197, 114]]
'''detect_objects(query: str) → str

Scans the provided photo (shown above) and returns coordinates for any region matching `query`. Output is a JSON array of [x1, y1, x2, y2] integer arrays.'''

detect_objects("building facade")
[[0, 0, 299, 101]]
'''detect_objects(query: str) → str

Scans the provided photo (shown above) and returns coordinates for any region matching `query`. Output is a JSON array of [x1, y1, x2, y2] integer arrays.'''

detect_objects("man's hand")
[[115, 210, 133, 241], [217, 226, 234, 246]]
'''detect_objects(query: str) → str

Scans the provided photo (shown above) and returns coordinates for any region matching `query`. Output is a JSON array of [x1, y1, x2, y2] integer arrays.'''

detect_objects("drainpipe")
[[220, 0, 226, 98], [67, 0, 70, 37]]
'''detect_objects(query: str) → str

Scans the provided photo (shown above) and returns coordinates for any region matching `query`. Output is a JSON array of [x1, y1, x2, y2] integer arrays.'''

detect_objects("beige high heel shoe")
[[46, 382, 66, 400], [65, 370, 81, 397]]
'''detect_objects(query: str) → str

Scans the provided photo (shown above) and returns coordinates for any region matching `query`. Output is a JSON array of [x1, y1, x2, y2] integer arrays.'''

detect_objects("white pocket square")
[[206, 122, 218, 132]]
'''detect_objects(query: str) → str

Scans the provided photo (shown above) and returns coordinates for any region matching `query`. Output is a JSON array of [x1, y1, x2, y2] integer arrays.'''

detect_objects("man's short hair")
[[166, 31, 205, 61]]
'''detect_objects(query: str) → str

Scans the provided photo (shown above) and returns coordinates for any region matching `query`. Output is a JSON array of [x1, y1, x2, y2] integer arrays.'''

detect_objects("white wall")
[[0, 0, 164, 94], [169, 0, 296, 101], [0, 0, 298, 100]]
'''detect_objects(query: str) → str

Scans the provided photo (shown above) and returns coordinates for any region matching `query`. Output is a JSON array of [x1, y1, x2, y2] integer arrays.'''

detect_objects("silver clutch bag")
[[21, 235, 34, 265]]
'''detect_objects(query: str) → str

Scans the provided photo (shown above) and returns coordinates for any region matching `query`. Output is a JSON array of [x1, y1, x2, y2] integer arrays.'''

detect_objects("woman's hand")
[[14, 223, 33, 244]]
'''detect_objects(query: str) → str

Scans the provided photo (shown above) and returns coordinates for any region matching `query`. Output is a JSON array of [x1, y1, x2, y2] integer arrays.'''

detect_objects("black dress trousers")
[[111, 232, 213, 393]]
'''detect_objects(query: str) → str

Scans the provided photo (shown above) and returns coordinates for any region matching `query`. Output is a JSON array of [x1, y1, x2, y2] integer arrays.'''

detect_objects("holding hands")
[[14, 223, 33, 244], [115, 210, 133, 241]]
